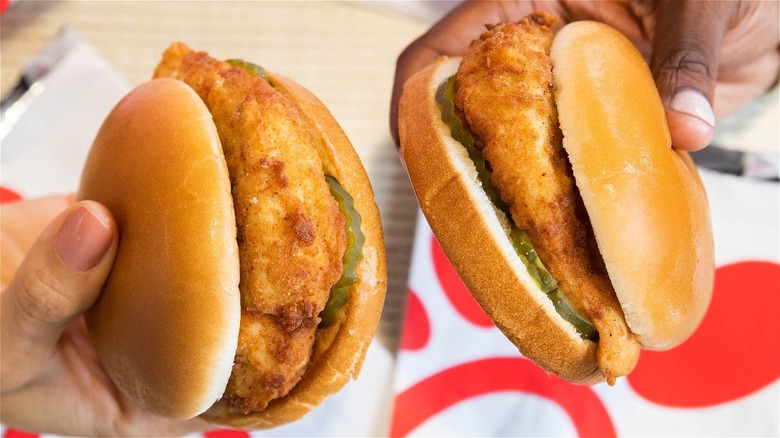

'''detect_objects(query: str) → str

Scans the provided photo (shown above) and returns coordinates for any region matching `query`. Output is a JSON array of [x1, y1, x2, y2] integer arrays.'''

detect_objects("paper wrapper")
[[0, 29, 393, 437]]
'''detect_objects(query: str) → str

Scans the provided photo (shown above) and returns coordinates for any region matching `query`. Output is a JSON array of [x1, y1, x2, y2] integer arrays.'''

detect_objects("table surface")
[[1, 0, 434, 354]]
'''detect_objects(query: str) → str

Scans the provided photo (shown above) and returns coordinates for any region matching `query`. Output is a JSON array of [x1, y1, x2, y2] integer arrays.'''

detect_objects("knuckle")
[[15, 268, 77, 324], [396, 38, 426, 69], [657, 44, 716, 93], [665, 47, 712, 77]]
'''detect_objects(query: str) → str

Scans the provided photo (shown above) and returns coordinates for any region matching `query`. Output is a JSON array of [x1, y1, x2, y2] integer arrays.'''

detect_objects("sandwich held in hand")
[[397, 12, 714, 385], [78, 43, 386, 427]]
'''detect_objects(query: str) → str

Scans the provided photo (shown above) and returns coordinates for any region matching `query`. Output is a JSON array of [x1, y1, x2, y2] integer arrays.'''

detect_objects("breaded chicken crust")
[[154, 43, 346, 412], [455, 13, 640, 383]]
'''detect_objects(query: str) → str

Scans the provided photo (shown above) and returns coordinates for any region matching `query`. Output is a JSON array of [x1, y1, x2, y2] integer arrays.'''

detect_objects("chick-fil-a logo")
[[390, 234, 780, 437]]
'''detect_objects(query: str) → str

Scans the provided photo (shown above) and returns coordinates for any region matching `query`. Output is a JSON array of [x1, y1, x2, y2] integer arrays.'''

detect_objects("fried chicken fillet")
[[455, 13, 640, 383], [154, 43, 346, 412]]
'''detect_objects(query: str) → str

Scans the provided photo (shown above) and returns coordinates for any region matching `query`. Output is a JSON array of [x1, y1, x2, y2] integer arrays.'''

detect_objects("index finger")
[[390, 0, 555, 145]]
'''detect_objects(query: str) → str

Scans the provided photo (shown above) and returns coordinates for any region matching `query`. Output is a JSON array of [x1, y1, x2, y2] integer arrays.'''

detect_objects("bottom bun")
[[399, 56, 602, 384]]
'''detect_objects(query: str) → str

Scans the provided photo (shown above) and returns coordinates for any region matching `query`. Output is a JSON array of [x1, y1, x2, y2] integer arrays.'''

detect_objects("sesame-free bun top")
[[551, 21, 714, 349], [78, 78, 241, 419]]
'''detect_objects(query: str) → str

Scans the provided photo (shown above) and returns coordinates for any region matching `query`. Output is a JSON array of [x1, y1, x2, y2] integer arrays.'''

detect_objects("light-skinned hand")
[[0, 195, 210, 436]]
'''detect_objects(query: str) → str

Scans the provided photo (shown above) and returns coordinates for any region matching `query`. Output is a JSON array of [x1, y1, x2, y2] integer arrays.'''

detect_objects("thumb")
[[650, 0, 735, 151], [1, 201, 117, 391]]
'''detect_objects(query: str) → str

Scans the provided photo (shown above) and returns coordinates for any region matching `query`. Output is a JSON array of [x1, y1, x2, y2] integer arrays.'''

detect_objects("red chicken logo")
[[391, 236, 780, 437], [0, 187, 22, 204]]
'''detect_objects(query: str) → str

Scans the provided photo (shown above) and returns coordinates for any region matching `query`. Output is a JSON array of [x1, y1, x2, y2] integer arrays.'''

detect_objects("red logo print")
[[394, 218, 779, 436], [431, 236, 494, 328], [3, 430, 38, 438], [399, 289, 430, 351], [0, 187, 22, 204], [390, 357, 615, 437], [629, 261, 780, 406], [203, 430, 251, 438]]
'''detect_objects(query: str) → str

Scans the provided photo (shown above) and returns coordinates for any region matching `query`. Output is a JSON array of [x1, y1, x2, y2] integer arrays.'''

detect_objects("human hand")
[[390, 0, 779, 151], [1, 195, 75, 287], [0, 197, 210, 436]]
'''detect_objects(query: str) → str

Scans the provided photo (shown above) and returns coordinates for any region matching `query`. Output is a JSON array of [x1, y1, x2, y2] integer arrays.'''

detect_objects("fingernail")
[[670, 89, 715, 127], [55, 206, 113, 271]]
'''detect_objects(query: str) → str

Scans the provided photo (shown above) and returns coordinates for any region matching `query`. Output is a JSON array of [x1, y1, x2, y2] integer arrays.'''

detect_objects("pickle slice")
[[548, 289, 597, 339], [436, 76, 597, 341], [319, 176, 365, 328], [226, 59, 268, 81], [509, 228, 557, 293], [437, 76, 507, 212]]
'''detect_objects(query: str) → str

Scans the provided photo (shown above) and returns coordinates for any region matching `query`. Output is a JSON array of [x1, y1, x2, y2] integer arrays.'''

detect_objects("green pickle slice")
[[226, 59, 268, 81], [436, 76, 597, 341], [319, 176, 365, 328]]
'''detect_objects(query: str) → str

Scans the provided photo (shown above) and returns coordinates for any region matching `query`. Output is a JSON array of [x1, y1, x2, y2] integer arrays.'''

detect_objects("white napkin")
[[1, 27, 129, 199]]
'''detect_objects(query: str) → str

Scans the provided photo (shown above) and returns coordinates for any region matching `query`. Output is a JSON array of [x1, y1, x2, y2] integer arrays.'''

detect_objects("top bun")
[[79, 78, 241, 419], [551, 21, 714, 349]]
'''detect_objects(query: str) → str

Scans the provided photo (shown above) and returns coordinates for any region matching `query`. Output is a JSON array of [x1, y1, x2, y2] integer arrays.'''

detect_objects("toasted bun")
[[398, 21, 714, 382], [550, 21, 713, 349], [201, 72, 387, 428], [79, 78, 241, 419], [80, 68, 385, 425], [399, 57, 602, 384]]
